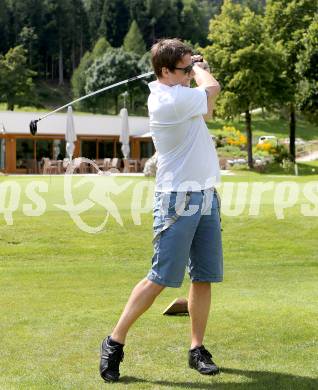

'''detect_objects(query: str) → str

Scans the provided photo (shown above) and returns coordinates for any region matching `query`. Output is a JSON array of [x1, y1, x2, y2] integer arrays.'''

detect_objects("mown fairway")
[[0, 173, 317, 389]]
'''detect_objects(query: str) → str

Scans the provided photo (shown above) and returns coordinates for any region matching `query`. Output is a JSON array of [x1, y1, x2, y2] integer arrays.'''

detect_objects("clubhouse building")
[[0, 110, 154, 174]]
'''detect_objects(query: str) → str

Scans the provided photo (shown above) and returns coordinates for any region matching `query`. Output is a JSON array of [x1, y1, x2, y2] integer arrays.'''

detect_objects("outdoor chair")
[[91, 159, 105, 173], [94, 158, 111, 172], [62, 158, 70, 172], [26, 159, 37, 174], [123, 158, 138, 173], [108, 158, 121, 172], [65, 158, 86, 174], [42, 158, 60, 174], [75, 158, 91, 174], [104, 158, 111, 170], [51, 159, 63, 174]]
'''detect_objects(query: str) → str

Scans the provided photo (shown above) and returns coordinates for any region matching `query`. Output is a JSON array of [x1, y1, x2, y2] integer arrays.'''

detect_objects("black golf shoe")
[[99, 336, 124, 382], [189, 345, 220, 375]]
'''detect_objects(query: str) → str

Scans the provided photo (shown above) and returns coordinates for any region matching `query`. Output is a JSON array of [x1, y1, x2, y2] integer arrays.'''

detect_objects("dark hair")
[[150, 38, 193, 78]]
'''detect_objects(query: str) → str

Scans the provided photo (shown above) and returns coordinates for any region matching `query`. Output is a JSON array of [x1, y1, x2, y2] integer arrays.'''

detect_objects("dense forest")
[[0, 0, 266, 83]]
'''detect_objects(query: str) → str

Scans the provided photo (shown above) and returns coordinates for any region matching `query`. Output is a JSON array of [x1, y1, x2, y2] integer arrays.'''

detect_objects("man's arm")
[[192, 56, 221, 121]]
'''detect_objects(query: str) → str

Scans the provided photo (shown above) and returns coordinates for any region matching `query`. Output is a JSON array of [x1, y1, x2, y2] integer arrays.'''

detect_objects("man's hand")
[[191, 55, 210, 72]]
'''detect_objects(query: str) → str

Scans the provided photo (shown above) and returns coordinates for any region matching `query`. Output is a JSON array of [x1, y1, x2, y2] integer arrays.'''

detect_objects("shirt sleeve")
[[173, 85, 208, 121]]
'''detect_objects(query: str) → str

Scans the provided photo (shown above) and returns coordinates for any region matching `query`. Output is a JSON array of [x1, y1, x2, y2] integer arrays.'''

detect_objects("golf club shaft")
[[37, 71, 154, 122]]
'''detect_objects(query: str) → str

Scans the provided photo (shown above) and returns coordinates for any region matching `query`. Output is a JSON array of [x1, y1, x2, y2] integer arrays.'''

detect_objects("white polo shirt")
[[147, 80, 220, 192]]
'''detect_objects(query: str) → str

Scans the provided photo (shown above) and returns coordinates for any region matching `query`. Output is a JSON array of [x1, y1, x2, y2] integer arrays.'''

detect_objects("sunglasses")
[[173, 62, 194, 75]]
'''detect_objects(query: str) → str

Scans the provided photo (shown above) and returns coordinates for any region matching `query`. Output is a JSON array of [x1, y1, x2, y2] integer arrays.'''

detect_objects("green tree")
[[136, 51, 154, 114], [0, 45, 36, 110], [265, 0, 317, 161], [98, 0, 130, 47], [7, 0, 47, 74], [71, 37, 111, 107], [0, 0, 11, 54], [85, 47, 141, 113], [128, 0, 180, 46], [123, 20, 146, 55], [18, 26, 38, 66], [233, 0, 266, 14], [203, 0, 289, 168], [39, 0, 71, 84], [85, 0, 104, 45], [71, 51, 93, 100], [138, 51, 152, 73], [297, 16, 318, 124], [38, 0, 89, 82], [91, 36, 111, 57], [179, 0, 207, 45], [68, 0, 91, 71]]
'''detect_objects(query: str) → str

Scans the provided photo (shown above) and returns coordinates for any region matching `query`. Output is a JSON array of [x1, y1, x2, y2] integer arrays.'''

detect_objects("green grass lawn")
[[207, 114, 318, 141], [0, 174, 317, 389], [231, 161, 318, 176]]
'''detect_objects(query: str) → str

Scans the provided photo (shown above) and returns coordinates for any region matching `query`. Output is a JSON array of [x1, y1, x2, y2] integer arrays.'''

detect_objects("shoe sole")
[[102, 375, 119, 383], [189, 365, 220, 375]]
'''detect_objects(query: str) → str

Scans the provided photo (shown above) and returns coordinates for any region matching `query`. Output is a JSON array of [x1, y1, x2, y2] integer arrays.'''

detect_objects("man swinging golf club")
[[100, 38, 223, 382]]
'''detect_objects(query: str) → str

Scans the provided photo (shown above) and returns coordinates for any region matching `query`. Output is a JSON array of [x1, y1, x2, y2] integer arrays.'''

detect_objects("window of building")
[[81, 140, 97, 160], [53, 140, 66, 160], [116, 141, 123, 158], [36, 140, 53, 161], [98, 141, 114, 158], [16, 139, 34, 169], [116, 141, 132, 158], [140, 141, 155, 158]]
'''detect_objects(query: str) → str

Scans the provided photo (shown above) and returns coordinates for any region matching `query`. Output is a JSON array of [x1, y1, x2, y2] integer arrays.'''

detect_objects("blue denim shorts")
[[147, 188, 223, 288]]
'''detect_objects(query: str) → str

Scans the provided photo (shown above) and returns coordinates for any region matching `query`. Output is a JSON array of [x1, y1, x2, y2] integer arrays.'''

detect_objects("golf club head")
[[29, 120, 38, 135]]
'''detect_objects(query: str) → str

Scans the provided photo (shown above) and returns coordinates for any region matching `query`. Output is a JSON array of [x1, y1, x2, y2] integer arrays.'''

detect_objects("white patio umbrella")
[[65, 106, 77, 160], [119, 107, 130, 172]]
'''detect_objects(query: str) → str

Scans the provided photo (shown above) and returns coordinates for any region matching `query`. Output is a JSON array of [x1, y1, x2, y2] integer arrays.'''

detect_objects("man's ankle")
[[110, 334, 125, 346], [190, 342, 203, 350]]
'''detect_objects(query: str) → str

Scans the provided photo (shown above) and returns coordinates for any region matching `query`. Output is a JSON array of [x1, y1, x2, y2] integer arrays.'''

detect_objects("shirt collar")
[[148, 80, 178, 91]]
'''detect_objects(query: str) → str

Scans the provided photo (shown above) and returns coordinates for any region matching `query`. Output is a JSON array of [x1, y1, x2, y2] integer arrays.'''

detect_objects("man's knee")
[[190, 281, 211, 291], [143, 278, 165, 296]]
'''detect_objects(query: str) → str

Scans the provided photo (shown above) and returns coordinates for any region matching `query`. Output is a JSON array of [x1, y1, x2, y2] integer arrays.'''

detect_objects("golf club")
[[29, 71, 154, 135]]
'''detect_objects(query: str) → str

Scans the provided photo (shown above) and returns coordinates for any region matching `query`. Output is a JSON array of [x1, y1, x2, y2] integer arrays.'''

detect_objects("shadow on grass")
[[120, 367, 317, 389]]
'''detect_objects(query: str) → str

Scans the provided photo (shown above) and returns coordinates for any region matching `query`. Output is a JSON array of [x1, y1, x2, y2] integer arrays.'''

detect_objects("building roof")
[[0, 110, 150, 137]]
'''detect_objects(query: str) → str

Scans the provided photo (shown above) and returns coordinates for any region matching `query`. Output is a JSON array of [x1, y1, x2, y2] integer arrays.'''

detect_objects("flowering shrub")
[[256, 142, 290, 163], [256, 141, 275, 153], [272, 144, 290, 163], [215, 126, 247, 148], [224, 126, 247, 147]]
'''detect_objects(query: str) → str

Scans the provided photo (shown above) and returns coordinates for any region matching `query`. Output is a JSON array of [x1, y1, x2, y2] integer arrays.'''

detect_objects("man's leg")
[[100, 278, 165, 382], [187, 281, 219, 375], [111, 278, 165, 344], [188, 281, 211, 349], [187, 191, 222, 375]]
